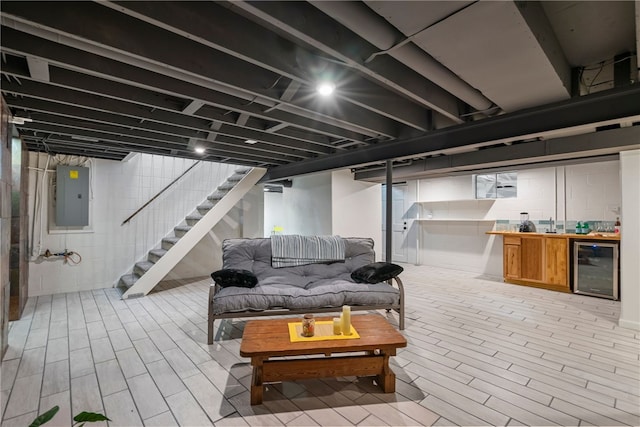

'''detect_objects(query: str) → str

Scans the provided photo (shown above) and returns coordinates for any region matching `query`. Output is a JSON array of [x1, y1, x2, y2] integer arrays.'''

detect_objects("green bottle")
[[576, 221, 582, 234]]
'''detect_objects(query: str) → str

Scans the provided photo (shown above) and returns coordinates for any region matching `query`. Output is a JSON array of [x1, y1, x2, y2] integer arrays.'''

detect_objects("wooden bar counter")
[[487, 231, 620, 292]]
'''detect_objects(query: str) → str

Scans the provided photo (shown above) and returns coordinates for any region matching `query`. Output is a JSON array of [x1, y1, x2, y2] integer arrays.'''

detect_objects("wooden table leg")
[[377, 353, 396, 393], [250, 358, 264, 405]]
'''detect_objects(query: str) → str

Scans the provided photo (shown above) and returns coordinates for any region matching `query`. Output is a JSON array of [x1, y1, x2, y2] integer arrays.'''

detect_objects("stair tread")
[[136, 261, 154, 270], [123, 168, 254, 294], [226, 173, 245, 182], [119, 274, 139, 289]]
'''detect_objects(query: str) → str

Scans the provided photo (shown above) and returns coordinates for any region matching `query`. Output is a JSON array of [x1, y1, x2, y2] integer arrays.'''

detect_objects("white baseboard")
[[618, 318, 640, 331]]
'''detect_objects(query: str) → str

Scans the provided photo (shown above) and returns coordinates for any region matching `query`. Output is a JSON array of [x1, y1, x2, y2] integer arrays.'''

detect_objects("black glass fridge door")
[[574, 243, 618, 299]]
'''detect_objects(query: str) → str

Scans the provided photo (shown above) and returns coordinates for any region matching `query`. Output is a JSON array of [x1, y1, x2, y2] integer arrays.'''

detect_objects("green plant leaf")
[[29, 406, 60, 427], [73, 412, 111, 423]]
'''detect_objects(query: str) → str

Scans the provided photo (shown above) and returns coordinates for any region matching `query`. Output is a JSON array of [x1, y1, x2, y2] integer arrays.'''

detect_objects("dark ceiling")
[[1, 1, 639, 182]]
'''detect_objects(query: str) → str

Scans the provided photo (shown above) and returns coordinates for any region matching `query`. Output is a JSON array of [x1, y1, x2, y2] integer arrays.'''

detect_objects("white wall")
[[27, 153, 250, 295], [619, 150, 640, 330], [263, 169, 382, 256], [415, 160, 622, 276], [281, 172, 332, 235], [331, 170, 382, 257], [264, 191, 284, 236]]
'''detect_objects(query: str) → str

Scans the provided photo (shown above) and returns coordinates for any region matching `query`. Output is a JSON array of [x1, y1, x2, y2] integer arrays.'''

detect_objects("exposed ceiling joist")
[[1, 1, 637, 178], [355, 125, 640, 181], [262, 84, 640, 181]]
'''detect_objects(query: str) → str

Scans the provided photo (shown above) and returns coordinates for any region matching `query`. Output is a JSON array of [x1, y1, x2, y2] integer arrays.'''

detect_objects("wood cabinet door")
[[545, 238, 568, 286], [504, 244, 521, 279], [520, 236, 543, 281]]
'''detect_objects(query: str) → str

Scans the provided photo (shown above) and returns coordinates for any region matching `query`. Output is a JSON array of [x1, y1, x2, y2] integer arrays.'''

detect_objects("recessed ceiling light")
[[194, 146, 206, 154], [245, 139, 258, 144], [316, 82, 335, 96]]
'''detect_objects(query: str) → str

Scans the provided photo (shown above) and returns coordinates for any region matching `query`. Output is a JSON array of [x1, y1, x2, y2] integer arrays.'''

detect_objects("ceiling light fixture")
[[194, 146, 206, 154], [316, 82, 335, 97], [245, 139, 258, 144]]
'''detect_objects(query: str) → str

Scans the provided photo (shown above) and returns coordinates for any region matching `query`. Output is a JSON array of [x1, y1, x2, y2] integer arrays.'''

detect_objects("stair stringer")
[[121, 167, 266, 299]]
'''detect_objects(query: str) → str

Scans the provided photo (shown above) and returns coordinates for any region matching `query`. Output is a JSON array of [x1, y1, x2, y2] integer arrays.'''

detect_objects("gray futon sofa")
[[207, 237, 404, 343]]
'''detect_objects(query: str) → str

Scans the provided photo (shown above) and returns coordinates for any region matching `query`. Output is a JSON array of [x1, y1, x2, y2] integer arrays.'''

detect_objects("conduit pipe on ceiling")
[[309, 1, 494, 112]]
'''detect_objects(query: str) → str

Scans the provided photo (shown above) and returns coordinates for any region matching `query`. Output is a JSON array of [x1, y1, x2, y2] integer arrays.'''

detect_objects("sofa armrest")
[[385, 275, 405, 330]]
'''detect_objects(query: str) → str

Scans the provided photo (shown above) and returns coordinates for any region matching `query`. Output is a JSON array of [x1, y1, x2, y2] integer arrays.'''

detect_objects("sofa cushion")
[[212, 237, 400, 315], [351, 262, 404, 284], [221, 237, 376, 289], [211, 279, 400, 314], [211, 269, 258, 288]]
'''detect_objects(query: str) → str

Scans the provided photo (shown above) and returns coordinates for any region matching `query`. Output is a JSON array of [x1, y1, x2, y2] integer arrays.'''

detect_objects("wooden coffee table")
[[239, 314, 407, 404]]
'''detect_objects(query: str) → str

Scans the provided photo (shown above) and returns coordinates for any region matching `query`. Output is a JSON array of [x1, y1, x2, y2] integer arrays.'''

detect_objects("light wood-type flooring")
[[2, 264, 639, 426]]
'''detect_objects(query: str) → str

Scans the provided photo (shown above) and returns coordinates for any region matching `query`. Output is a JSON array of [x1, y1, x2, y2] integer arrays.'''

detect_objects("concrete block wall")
[[27, 153, 243, 296], [414, 160, 622, 276]]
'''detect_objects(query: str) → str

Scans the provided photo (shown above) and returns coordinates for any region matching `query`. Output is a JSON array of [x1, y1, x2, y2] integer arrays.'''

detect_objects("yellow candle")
[[333, 317, 342, 335], [342, 305, 351, 335]]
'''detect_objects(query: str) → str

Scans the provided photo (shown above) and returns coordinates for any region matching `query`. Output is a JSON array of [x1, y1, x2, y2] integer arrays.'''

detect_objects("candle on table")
[[333, 318, 342, 335], [342, 305, 351, 335]]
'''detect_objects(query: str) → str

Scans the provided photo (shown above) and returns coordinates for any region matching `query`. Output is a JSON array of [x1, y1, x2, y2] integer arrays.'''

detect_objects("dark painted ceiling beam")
[[355, 126, 640, 181], [4, 96, 314, 160], [14, 109, 304, 164], [1, 76, 329, 157], [231, 0, 464, 123], [262, 84, 640, 181], [19, 123, 286, 166], [22, 139, 127, 161], [17, 118, 290, 165], [0, 29, 365, 145], [106, 0, 430, 132], [1, 2, 401, 138]]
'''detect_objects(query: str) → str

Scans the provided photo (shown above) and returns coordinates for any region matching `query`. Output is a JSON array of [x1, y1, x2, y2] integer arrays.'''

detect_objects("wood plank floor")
[[2, 264, 638, 426]]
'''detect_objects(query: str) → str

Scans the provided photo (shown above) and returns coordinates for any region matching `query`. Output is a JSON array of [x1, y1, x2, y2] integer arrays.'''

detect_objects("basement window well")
[[475, 172, 517, 199]]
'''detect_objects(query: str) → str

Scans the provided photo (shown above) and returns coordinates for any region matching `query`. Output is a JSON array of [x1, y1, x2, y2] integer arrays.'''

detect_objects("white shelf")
[[416, 218, 495, 222], [418, 199, 496, 204]]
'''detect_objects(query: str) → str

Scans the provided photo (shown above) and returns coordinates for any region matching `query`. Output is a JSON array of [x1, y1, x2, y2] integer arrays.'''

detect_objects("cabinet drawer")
[[504, 236, 521, 245]]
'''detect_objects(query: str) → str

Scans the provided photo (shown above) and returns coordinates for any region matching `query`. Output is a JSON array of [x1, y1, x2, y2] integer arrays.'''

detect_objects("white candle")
[[342, 305, 351, 335], [333, 317, 342, 335]]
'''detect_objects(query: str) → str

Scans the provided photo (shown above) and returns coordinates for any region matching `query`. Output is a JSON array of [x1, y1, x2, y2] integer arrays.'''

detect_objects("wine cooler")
[[573, 241, 619, 300]]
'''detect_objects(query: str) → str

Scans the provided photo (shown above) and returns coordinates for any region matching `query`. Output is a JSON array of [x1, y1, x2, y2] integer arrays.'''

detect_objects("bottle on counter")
[[615, 217, 621, 234], [583, 222, 590, 234], [576, 221, 582, 234]]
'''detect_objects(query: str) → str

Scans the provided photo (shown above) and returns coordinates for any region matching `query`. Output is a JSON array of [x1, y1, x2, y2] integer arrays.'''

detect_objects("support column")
[[385, 160, 392, 262], [619, 149, 640, 330]]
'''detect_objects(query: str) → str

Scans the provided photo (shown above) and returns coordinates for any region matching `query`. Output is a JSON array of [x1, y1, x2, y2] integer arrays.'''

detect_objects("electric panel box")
[[55, 165, 89, 226]]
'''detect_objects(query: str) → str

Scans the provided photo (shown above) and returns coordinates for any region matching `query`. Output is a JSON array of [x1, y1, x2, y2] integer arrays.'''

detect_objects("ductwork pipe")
[[310, 1, 494, 112]]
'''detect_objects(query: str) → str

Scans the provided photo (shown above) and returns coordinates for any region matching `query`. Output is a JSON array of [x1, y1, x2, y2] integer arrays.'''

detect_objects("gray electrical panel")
[[56, 165, 89, 226]]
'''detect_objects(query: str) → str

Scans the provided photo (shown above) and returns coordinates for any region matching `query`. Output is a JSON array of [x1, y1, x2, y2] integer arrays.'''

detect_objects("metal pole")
[[385, 160, 393, 262]]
